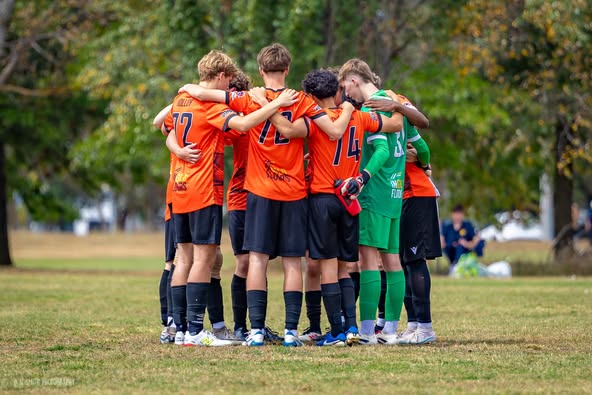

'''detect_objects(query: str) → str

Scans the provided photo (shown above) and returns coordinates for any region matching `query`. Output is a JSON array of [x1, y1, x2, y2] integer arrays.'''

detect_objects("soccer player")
[[338, 58, 413, 345], [251, 69, 404, 346], [161, 50, 298, 347], [178, 43, 354, 347]]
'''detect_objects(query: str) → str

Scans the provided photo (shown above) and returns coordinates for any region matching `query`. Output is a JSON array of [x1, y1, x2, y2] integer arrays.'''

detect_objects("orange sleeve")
[[163, 103, 176, 134], [298, 94, 326, 120], [228, 91, 259, 114], [206, 104, 239, 132], [360, 111, 383, 133]]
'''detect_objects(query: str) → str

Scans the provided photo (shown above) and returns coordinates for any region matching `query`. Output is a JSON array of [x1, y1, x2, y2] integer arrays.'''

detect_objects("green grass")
[[1, 259, 592, 394]]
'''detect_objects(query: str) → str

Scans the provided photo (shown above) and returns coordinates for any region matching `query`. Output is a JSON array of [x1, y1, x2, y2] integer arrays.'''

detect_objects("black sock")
[[247, 290, 267, 329], [207, 278, 224, 326], [349, 272, 360, 302], [166, 265, 175, 321], [231, 274, 247, 332], [403, 265, 417, 322], [408, 260, 432, 323], [339, 277, 357, 330], [159, 269, 169, 325], [377, 270, 387, 320], [171, 285, 187, 332], [284, 291, 303, 331], [305, 290, 322, 332], [321, 283, 342, 337], [187, 282, 209, 335]]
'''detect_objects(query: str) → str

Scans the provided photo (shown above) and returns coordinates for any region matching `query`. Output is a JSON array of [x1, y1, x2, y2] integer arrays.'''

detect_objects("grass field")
[[2, 232, 592, 394]]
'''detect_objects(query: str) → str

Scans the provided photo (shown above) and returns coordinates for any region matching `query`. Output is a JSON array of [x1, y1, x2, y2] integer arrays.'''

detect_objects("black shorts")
[[228, 210, 248, 256], [400, 197, 442, 263], [173, 205, 223, 245], [243, 193, 307, 257], [164, 213, 176, 262], [308, 194, 359, 262]]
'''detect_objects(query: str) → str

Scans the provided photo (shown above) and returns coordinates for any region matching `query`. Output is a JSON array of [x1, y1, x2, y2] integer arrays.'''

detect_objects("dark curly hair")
[[229, 70, 252, 92], [301, 69, 339, 99]]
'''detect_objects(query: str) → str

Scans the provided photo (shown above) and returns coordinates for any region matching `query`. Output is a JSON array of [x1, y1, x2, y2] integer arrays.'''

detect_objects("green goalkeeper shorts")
[[359, 209, 400, 254]]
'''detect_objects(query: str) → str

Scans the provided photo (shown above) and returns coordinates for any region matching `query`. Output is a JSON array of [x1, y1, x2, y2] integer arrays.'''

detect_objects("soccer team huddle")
[[153, 43, 442, 348]]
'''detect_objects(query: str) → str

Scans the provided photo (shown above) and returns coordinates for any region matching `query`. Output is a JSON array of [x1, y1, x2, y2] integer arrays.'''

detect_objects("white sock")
[[383, 320, 399, 335], [251, 328, 263, 335], [406, 321, 418, 331], [376, 317, 386, 327], [284, 328, 297, 335], [418, 322, 433, 332], [212, 321, 226, 330], [360, 320, 375, 335]]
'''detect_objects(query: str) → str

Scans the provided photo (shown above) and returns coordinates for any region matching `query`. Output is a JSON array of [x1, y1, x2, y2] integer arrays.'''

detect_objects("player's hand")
[[406, 147, 418, 163], [248, 87, 268, 106], [384, 90, 402, 103], [177, 143, 202, 164], [363, 98, 397, 113], [339, 101, 355, 113], [341, 170, 371, 199], [418, 163, 432, 177], [276, 88, 298, 107], [178, 84, 203, 98]]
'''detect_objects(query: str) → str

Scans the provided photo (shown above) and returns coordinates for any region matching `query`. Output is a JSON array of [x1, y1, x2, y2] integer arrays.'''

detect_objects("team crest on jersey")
[[314, 104, 322, 111], [231, 91, 245, 99], [264, 160, 291, 182], [173, 168, 188, 192]]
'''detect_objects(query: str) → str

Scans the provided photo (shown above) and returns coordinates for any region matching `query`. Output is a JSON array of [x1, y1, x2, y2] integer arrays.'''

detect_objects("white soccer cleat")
[[298, 327, 323, 342], [358, 333, 378, 345], [159, 326, 175, 344], [376, 332, 401, 345], [283, 330, 304, 347], [174, 330, 185, 346], [184, 330, 235, 347], [400, 330, 437, 345], [242, 329, 265, 347], [395, 327, 417, 344]]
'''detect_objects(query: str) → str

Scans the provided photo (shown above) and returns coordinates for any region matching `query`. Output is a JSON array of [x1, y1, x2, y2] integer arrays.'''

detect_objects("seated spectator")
[[440, 204, 485, 265]]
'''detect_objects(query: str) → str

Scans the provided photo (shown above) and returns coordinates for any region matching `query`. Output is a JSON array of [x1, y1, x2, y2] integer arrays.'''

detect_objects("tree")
[[442, 0, 592, 256], [0, 0, 113, 265]]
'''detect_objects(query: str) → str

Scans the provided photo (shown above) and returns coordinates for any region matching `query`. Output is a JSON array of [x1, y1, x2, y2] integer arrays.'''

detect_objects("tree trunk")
[[552, 121, 574, 261], [0, 142, 13, 266]]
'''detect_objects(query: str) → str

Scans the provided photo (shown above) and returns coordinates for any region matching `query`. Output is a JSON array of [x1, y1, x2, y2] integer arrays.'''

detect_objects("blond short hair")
[[338, 58, 381, 87], [257, 43, 292, 73], [197, 50, 238, 81]]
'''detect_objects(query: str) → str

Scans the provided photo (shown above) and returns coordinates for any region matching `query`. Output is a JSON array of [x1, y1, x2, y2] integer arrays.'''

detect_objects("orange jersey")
[[308, 108, 382, 194], [227, 89, 326, 201], [164, 203, 171, 221], [165, 152, 175, 205], [403, 162, 439, 199], [225, 129, 249, 211], [164, 92, 238, 214]]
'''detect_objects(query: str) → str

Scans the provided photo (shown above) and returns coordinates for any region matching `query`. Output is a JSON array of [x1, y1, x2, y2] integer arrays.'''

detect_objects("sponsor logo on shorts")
[[410, 246, 418, 255]]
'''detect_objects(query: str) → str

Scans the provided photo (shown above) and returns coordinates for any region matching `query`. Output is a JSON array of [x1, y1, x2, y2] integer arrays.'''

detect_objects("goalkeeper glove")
[[341, 170, 371, 199]]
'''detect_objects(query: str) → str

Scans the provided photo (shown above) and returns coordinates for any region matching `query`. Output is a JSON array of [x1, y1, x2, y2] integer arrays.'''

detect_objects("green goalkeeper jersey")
[[358, 90, 419, 219]]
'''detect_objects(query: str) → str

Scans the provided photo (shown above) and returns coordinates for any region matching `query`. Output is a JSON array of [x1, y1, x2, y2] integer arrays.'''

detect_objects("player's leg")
[[358, 210, 388, 344], [278, 197, 308, 347], [159, 215, 176, 344], [184, 205, 234, 347], [309, 194, 346, 347], [337, 206, 360, 345], [171, 212, 193, 345], [400, 263, 418, 340], [347, 261, 361, 301], [243, 193, 279, 346], [376, 261, 387, 333], [209, 246, 234, 339], [228, 210, 249, 339], [400, 197, 440, 345], [299, 255, 323, 342]]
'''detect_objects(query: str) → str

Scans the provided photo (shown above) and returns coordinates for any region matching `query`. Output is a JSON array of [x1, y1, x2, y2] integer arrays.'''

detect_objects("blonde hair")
[[197, 50, 238, 81], [257, 43, 292, 73], [338, 58, 381, 87]]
